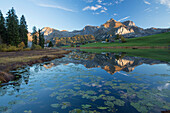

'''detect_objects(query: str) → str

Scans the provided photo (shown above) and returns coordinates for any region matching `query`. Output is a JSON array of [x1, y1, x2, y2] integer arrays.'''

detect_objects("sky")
[[0, 0, 170, 32]]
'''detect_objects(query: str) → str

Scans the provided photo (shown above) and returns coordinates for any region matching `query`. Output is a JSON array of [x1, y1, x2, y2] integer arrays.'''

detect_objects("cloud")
[[113, 13, 117, 16], [144, 8, 152, 12], [84, 0, 93, 3], [159, 0, 170, 8], [118, 16, 130, 21], [115, 0, 124, 4], [98, 0, 102, 3], [101, 10, 106, 13], [83, 4, 102, 11], [38, 4, 76, 12], [144, 0, 151, 5]]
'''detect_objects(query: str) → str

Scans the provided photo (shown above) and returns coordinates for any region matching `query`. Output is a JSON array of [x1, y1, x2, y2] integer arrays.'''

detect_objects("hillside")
[[81, 32, 170, 47]]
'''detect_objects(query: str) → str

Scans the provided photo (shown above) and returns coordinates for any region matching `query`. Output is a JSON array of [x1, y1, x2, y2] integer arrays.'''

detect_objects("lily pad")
[[105, 90, 111, 94], [51, 104, 60, 108], [82, 104, 92, 109], [97, 107, 108, 110], [61, 102, 71, 109]]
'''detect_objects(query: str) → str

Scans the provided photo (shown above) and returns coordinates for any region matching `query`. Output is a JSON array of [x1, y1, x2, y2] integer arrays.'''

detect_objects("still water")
[[0, 51, 170, 113]]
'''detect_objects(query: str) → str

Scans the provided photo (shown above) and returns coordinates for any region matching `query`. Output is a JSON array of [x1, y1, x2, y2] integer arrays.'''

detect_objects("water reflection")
[[68, 51, 167, 75], [0, 51, 169, 113]]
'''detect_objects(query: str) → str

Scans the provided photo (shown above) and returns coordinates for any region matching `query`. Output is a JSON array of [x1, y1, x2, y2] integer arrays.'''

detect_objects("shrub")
[[24, 48, 31, 51], [0, 44, 8, 50], [32, 45, 42, 50], [121, 36, 126, 43], [0, 45, 20, 52], [18, 42, 25, 49]]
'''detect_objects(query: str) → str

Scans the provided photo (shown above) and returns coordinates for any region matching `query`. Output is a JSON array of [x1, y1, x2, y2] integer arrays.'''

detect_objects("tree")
[[19, 15, 28, 47], [48, 41, 53, 47], [116, 34, 120, 40], [0, 10, 7, 44], [121, 36, 126, 43], [6, 7, 20, 46], [32, 26, 37, 45], [39, 29, 45, 48]]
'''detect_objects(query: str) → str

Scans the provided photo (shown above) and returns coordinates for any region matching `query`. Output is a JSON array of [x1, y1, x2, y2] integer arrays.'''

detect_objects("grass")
[[0, 49, 70, 71], [81, 32, 170, 47], [80, 49, 170, 62], [0, 49, 70, 83]]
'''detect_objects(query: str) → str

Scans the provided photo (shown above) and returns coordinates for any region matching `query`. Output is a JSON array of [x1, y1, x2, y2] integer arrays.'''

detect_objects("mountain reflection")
[[68, 51, 166, 75]]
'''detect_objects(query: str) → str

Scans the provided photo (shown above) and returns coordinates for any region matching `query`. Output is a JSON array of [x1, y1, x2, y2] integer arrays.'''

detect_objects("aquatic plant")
[[104, 90, 111, 94], [50, 104, 60, 108], [61, 102, 71, 109], [82, 104, 92, 109], [24, 110, 32, 113], [113, 99, 125, 106], [102, 96, 115, 101], [97, 106, 108, 110]]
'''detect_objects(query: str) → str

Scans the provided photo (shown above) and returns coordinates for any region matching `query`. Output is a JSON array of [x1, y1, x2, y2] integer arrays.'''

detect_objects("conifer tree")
[[19, 15, 28, 47], [32, 26, 37, 45], [38, 29, 45, 48], [0, 10, 7, 44], [6, 7, 20, 46], [41, 33, 45, 48], [48, 41, 53, 47]]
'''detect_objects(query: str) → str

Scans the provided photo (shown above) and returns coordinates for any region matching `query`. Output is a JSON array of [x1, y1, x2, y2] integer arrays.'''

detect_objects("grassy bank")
[[81, 49, 170, 62], [80, 32, 170, 47], [0, 49, 70, 83]]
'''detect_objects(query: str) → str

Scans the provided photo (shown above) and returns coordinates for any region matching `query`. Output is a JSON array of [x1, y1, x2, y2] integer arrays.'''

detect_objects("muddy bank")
[[0, 49, 71, 83]]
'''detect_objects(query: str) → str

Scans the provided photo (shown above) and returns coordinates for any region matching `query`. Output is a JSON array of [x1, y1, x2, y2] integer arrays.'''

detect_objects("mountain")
[[28, 18, 169, 42]]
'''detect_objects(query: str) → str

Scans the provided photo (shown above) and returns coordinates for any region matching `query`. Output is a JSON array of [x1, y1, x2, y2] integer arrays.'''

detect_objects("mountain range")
[[28, 18, 169, 42]]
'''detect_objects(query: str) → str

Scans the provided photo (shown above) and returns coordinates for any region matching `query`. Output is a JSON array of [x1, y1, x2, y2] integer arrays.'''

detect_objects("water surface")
[[0, 51, 170, 113]]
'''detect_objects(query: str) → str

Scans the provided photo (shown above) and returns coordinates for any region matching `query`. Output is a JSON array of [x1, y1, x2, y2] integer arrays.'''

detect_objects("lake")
[[0, 51, 170, 113]]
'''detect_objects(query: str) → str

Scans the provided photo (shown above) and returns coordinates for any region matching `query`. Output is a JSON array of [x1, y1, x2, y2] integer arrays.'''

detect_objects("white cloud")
[[98, 0, 102, 3], [38, 4, 76, 12], [144, 0, 151, 5], [159, 0, 170, 8], [118, 16, 130, 21], [101, 10, 106, 13], [115, 0, 124, 4], [144, 8, 152, 12], [113, 13, 117, 16], [103, 7, 107, 10], [83, 4, 102, 11]]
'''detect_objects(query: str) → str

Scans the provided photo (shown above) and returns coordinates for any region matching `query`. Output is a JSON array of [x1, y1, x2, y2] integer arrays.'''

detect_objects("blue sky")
[[0, 0, 170, 32]]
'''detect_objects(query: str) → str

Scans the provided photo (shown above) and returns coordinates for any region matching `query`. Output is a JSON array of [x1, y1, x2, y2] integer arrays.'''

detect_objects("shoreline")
[[0, 49, 71, 84]]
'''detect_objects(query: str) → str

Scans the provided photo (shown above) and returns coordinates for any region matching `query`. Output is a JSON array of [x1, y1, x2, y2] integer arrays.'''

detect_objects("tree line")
[[0, 7, 45, 49], [54, 34, 95, 46], [0, 7, 28, 47]]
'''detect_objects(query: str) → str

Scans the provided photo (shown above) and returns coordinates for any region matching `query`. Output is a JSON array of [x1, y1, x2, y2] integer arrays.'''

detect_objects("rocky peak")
[[122, 20, 136, 27], [41, 27, 56, 36], [102, 18, 125, 28]]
